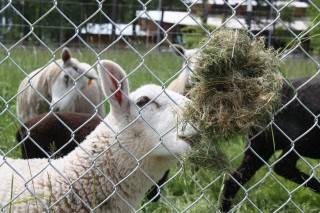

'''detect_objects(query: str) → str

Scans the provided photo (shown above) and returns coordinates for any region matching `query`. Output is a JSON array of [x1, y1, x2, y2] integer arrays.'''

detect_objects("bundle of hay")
[[183, 29, 283, 171]]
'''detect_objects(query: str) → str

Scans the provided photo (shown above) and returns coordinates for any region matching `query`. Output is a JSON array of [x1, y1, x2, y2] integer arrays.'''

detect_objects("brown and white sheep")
[[16, 47, 105, 123]]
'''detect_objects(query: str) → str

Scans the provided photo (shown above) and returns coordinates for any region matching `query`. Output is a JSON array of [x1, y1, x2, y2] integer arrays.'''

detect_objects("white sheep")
[[167, 44, 199, 95], [1, 60, 198, 212], [16, 47, 105, 123]]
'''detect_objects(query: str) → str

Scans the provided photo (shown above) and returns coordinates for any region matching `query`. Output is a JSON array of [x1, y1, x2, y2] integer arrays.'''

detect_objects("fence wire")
[[0, 0, 319, 212]]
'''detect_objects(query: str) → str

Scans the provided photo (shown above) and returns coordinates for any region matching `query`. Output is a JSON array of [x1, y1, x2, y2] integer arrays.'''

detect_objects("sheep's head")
[[130, 85, 198, 156], [97, 60, 199, 159], [50, 47, 98, 112]]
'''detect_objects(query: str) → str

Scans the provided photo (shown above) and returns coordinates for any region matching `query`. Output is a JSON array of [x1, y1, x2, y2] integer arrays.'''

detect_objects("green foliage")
[[141, 0, 188, 10], [279, 6, 295, 23], [306, 0, 320, 55], [180, 24, 216, 48], [3, 0, 190, 45], [4, 1, 144, 45]]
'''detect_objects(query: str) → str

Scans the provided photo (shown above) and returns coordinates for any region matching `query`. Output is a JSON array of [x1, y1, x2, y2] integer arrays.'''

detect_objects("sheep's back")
[[0, 157, 59, 212], [16, 63, 62, 123], [17, 112, 101, 159], [75, 79, 106, 117], [270, 77, 320, 156]]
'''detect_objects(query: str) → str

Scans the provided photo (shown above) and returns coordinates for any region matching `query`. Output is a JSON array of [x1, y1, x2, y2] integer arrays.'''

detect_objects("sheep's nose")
[[52, 106, 60, 112]]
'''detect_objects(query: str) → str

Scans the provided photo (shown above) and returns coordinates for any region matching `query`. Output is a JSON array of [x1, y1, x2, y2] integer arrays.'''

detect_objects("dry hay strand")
[[183, 29, 283, 171]]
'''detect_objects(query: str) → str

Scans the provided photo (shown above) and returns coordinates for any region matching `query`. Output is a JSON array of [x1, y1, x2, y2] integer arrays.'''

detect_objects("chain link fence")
[[0, 0, 319, 212]]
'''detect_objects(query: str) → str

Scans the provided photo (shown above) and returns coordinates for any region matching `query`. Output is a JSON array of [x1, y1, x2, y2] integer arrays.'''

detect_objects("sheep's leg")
[[221, 137, 274, 212], [273, 152, 320, 193], [146, 170, 170, 202]]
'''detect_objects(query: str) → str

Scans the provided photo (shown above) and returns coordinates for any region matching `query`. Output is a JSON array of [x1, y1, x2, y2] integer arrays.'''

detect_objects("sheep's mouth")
[[179, 136, 199, 147]]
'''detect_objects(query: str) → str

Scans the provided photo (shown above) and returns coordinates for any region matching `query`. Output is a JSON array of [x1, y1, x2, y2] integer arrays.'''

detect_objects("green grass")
[[280, 57, 319, 79], [0, 46, 319, 212]]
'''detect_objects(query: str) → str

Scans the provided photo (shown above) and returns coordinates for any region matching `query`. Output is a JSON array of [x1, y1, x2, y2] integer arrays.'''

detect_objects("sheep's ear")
[[172, 44, 185, 57], [61, 47, 71, 63], [98, 60, 129, 114]]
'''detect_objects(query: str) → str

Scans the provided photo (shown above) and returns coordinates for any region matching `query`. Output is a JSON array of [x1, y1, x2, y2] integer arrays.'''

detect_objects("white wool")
[[1, 60, 198, 212], [0, 126, 176, 212]]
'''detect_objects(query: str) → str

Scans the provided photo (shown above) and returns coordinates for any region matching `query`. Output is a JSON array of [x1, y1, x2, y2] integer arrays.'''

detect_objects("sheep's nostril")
[[53, 107, 60, 112]]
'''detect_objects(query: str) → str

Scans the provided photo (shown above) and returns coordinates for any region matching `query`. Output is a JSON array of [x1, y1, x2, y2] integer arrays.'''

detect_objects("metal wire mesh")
[[0, 0, 319, 212]]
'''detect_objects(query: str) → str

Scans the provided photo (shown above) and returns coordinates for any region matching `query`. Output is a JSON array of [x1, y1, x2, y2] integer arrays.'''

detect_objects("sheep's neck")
[[58, 123, 175, 210]]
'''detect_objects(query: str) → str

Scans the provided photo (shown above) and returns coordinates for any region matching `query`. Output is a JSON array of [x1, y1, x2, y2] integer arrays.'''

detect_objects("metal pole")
[[222, 0, 228, 22], [202, 0, 208, 23], [267, 0, 274, 47], [111, 0, 117, 41], [246, 0, 252, 30], [0, 0, 5, 41], [156, 0, 162, 52], [0, 21, 3, 42]]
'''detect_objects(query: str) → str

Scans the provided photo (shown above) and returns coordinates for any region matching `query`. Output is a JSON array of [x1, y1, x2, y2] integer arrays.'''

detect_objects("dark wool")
[[17, 112, 101, 159], [221, 77, 320, 212]]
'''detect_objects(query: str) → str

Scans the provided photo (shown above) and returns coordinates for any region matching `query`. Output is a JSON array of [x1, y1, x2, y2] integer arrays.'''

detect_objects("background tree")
[[306, 0, 320, 55]]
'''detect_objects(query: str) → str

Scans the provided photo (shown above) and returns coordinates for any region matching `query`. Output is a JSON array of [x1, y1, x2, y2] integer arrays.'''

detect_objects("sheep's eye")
[[73, 66, 78, 72], [136, 96, 150, 108], [64, 74, 69, 83]]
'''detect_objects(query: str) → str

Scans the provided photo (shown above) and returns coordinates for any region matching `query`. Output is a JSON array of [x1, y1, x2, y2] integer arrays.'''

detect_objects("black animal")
[[16, 112, 169, 202], [221, 77, 320, 212]]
